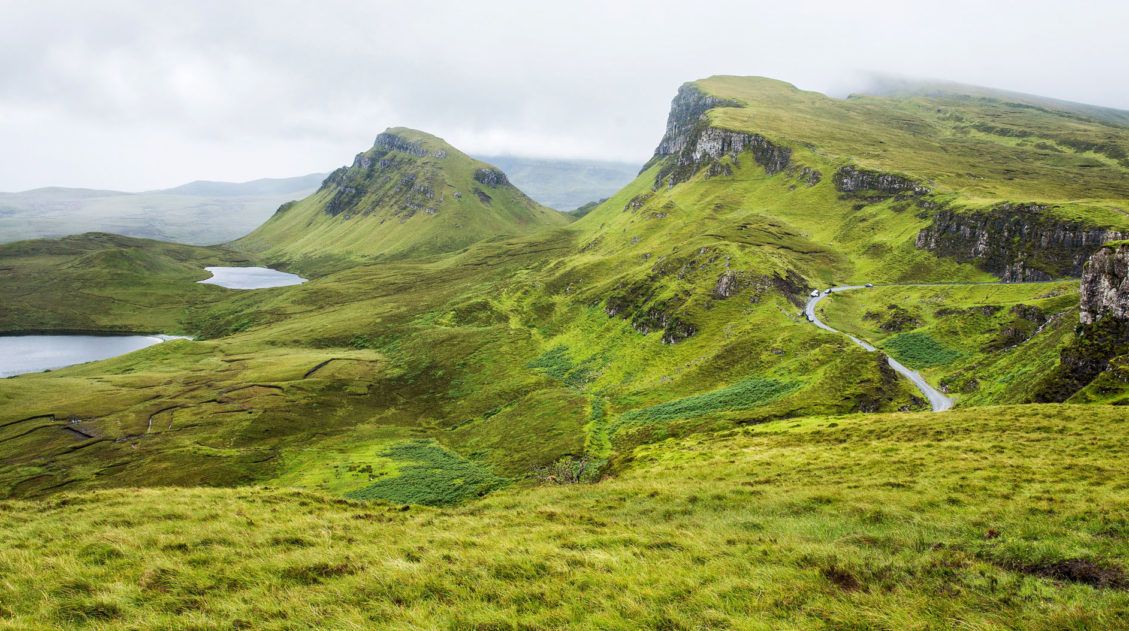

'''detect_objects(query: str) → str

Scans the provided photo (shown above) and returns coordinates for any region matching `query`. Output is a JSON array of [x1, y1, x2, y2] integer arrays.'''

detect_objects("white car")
[[865, 283, 874, 288], [824, 289, 833, 295], [810, 290, 821, 297]]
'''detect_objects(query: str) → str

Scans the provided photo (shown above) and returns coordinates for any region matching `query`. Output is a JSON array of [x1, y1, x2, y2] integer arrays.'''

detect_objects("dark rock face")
[[863, 305, 921, 333], [654, 127, 791, 189], [1032, 316, 1129, 402], [653, 84, 742, 156], [473, 168, 509, 188], [373, 132, 429, 157], [1032, 244, 1129, 402], [649, 84, 790, 189], [713, 271, 738, 298], [915, 204, 1126, 281], [316, 131, 455, 220], [834, 166, 929, 197], [1080, 244, 1129, 325]]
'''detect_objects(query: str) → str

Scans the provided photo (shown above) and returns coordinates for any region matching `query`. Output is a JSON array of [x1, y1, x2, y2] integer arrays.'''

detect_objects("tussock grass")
[[0, 405, 1125, 628]]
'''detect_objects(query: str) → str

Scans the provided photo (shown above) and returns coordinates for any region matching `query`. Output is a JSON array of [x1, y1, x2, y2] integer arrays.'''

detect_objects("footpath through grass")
[[0, 404, 1125, 629]]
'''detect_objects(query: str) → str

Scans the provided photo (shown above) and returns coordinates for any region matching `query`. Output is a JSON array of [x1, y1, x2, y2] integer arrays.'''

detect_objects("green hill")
[[2, 76, 1129, 627], [236, 128, 568, 273]]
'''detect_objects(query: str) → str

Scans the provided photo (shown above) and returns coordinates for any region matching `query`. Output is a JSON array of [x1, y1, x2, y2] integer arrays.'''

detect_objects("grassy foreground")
[[0, 405, 1125, 629]]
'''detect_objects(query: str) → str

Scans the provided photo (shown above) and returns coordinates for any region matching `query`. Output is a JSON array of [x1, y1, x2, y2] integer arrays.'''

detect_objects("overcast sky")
[[2, 0, 1128, 191]]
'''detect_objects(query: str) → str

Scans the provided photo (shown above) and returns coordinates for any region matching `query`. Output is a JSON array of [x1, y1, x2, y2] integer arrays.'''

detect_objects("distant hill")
[[471, 155, 640, 210], [857, 76, 1129, 128], [0, 174, 326, 245], [154, 173, 328, 197], [237, 128, 569, 272]]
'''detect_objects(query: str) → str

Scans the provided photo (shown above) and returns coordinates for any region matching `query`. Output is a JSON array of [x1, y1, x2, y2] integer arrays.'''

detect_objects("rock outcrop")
[[915, 204, 1126, 281], [648, 84, 791, 189], [834, 166, 929, 197], [474, 168, 509, 188], [653, 84, 742, 156], [1032, 243, 1129, 402], [373, 131, 432, 157], [1080, 243, 1129, 325]]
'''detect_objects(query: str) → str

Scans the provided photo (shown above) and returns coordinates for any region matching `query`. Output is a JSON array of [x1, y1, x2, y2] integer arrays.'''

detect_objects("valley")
[[0, 75, 1126, 627]]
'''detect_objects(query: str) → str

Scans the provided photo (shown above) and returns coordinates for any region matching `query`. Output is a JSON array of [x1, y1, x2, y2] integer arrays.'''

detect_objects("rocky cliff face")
[[1080, 243, 1129, 324], [1032, 243, 1129, 402], [915, 204, 1126, 281], [653, 84, 742, 156], [834, 166, 929, 197], [648, 84, 791, 189]]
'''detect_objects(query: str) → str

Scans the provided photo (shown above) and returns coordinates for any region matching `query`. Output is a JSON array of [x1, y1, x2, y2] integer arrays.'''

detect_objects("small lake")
[[199, 266, 307, 289], [0, 335, 187, 378]]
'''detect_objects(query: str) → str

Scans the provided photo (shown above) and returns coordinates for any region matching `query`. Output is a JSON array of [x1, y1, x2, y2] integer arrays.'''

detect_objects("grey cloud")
[[1, 0, 1128, 190]]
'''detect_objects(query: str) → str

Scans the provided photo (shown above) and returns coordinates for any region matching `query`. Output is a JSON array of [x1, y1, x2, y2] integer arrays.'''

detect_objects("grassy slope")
[[0, 405, 1125, 628], [817, 283, 1080, 404], [0, 225, 923, 498], [0, 233, 248, 334], [236, 128, 568, 274]]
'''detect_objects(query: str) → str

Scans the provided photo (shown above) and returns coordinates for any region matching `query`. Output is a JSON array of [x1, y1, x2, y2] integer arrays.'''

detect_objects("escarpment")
[[648, 83, 792, 189], [1033, 243, 1129, 402], [1080, 243, 1129, 325], [915, 204, 1127, 281]]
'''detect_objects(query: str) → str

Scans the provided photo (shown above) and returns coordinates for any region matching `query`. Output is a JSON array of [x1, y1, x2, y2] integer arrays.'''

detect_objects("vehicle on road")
[[865, 283, 874, 288], [823, 288, 833, 295], [809, 289, 820, 297]]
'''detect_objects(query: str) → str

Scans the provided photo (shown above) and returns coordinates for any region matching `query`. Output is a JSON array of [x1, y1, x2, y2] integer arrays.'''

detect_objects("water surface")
[[0, 335, 185, 378], [199, 266, 306, 289]]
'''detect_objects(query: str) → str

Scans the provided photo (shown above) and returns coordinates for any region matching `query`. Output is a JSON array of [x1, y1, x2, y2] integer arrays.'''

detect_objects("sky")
[[2, 0, 1128, 192]]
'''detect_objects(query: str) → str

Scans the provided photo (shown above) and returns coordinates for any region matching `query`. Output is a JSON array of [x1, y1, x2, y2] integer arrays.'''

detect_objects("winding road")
[[805, 286, 954, 412]]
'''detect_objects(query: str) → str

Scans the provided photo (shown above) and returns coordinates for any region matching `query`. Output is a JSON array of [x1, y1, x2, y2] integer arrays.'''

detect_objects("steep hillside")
[[571, 76, 1129, 284], [237, 128, 568, 272]]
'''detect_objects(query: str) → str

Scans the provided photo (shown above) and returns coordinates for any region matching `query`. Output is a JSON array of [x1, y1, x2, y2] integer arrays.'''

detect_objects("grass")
[[0, 405, 1125, 628], [884, 332, 962, 368], [1, 75, 1129, 626], [617, 376, 799, 426], [0, 233, 248, 334], [697, 75, 1129, 208], [818, 282, 1081, 404], [344, 440, 505, 506]]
